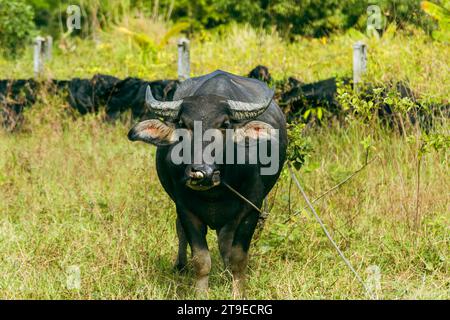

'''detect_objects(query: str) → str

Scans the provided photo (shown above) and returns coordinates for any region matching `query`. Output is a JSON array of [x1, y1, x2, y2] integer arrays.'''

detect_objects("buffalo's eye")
[[222, 120, 231, 129], [177, 120, 186, 128]]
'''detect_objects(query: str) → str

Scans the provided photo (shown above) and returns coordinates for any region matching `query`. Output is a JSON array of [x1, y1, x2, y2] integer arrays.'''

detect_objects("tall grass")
[[0, 19, 448, 299], [0, 96, 447, 299]]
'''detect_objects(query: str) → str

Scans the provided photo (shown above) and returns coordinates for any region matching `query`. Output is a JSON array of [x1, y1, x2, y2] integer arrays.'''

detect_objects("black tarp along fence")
[[0, 65, 447, 131], [0, 75, 179, 130], [279, 76, 446, 131]]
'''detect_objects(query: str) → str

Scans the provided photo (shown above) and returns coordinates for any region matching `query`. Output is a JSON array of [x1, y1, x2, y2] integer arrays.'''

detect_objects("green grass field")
[[0, 20, 448, 299]]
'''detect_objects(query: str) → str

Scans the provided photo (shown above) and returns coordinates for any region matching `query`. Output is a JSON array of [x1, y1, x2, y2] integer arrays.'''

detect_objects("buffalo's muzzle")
[[186, 165, 221, 190]]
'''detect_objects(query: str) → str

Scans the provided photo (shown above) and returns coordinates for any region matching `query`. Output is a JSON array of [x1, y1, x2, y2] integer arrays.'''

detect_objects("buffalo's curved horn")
[[145, 85, 183, 119], [227, 95, 273, 120]]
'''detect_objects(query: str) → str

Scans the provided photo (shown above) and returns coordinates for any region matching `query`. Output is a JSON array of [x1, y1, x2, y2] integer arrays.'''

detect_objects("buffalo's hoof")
[[173, 262, 188, 273]]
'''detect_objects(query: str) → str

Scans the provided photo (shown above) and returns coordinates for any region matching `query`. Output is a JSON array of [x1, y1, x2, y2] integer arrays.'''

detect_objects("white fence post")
[[33, 36, 52, 78], [177, 38, 190, 81], [33, 36, 45, 78], [353, 41, 367, 89]]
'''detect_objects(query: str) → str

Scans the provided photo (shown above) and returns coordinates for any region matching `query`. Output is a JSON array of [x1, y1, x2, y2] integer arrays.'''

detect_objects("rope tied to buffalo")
[[222, 181, 270, 237]]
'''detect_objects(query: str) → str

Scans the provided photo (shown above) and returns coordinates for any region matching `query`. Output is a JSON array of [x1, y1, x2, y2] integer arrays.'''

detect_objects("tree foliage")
[[421, 0, 450, 42], [25, 0, 441, 38], [0, 0, 35, 58]]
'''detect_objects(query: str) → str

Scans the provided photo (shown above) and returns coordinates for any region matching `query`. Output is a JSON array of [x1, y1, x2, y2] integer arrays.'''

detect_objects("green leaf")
[[421, 1, 450, 23], [159, 22, 190, 48], [432, 30, 450, 42], [317, 107, 323, 120], [303, 109, 311, 120]]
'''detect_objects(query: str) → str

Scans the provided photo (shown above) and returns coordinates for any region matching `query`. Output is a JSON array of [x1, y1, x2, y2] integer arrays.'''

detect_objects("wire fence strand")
[[284, 155, 379, 224], [287, 161, 376, 299], [224, 161, 377, 299]]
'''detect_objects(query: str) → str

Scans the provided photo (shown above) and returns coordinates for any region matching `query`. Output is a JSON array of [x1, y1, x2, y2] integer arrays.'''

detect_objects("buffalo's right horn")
[[227, 92, 273, 120], [145, 85, 183, 119]]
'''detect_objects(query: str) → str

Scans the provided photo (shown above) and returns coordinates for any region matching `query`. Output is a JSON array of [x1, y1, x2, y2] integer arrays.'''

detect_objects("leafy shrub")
[[286, 122, 312, 170], [162, 0, 436, 37], [27, 0, 439, 39], [370, 0, 436, 31], [421, 0, 450, 42], [0, 0, 35, 58], [335, 81, 438, 134]]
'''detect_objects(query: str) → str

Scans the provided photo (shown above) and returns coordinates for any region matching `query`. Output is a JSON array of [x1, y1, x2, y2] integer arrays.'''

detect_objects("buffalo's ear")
[[128, 119, 177, 146], [234, 120, 276, 144]]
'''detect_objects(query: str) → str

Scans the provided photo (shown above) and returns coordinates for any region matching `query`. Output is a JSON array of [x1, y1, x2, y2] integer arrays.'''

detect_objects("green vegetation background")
[[0, 0, 448, 299]]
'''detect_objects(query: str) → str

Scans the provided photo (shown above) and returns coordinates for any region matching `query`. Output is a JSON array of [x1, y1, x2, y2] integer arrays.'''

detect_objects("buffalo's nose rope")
[[222, 181, 269, 237], [222, 182, 264, 214]]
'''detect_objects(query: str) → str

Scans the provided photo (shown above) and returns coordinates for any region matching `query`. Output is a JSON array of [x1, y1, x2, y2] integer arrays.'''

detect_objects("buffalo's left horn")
[[227, 94, 273, 120], [145, 85, 183, 119]]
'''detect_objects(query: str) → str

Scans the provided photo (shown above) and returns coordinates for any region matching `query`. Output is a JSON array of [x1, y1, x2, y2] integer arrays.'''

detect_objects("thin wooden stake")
[[353, 41, 367, 90], [177, 38, 190, 81]]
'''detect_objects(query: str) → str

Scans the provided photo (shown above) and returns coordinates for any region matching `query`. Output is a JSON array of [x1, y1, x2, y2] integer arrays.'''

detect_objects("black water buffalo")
[[106, 77, 178, 120], [248, 65, 272, 83], [128, 70, 287, 296]]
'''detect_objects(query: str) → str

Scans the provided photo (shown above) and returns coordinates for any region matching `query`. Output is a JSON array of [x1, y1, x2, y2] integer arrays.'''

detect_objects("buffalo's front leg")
[[177, 209, 211, 295], [216, 221, 239, 268], [174, 217, 188, 271]]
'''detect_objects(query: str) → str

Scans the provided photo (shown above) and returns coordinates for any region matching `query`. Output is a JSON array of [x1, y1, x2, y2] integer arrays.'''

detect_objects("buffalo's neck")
[[173, 184, 245, 230]]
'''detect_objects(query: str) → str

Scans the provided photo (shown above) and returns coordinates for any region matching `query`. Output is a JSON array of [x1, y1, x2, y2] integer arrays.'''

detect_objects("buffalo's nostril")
[[212, 171, 221, 184], [190, 170, 205, 180]]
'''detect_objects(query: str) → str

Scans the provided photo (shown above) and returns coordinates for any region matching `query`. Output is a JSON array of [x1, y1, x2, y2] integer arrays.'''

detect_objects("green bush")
[[160, 0, 437, 37], [421, 0, 450, 42], [0, 0, 35, 58], [27, 0, 439, 39], [286, 122, 312, 170]]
